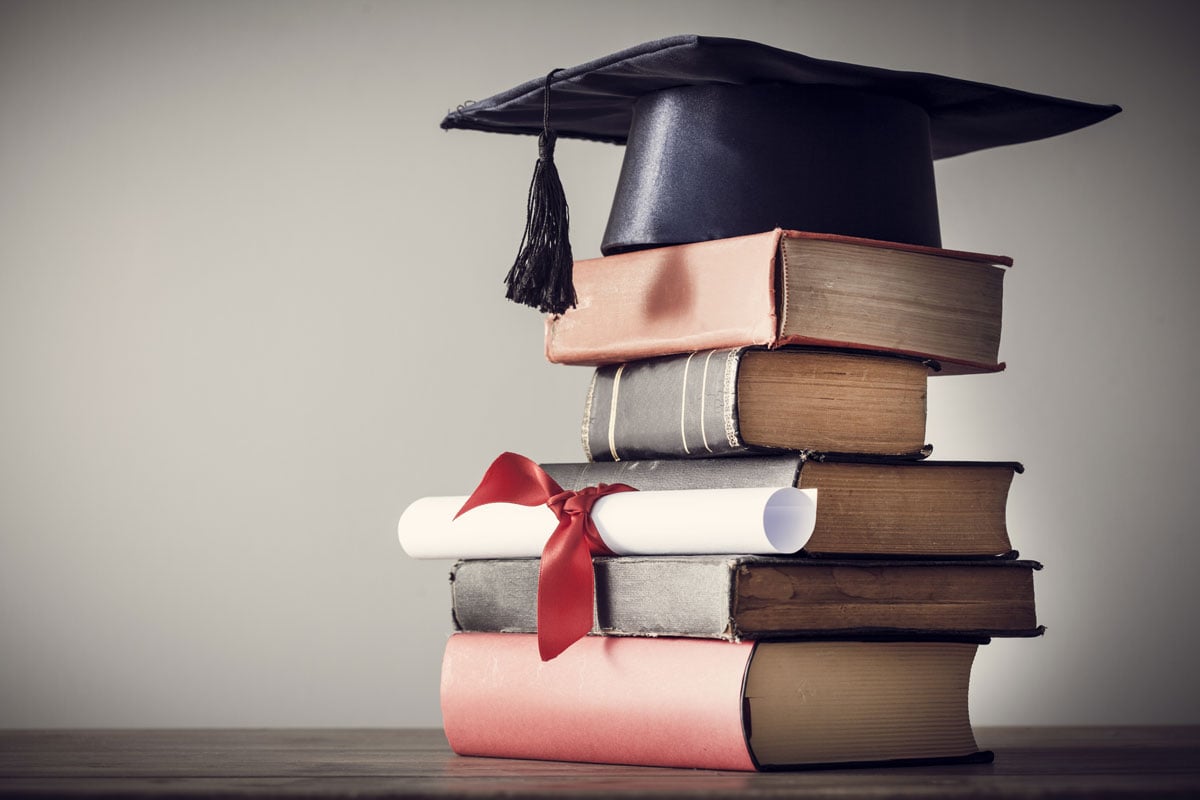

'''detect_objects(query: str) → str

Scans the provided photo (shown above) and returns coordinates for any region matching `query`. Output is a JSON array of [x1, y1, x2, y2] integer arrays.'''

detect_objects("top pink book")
[[544, 229, 1012, 375]]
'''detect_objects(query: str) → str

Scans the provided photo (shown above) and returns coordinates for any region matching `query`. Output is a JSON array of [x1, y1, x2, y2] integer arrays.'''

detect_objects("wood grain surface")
[[1, 726, 1197, 798]]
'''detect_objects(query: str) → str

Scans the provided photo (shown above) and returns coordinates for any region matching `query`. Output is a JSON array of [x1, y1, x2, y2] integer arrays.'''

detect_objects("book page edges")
[[772, 333, 1006, 375], [778, 229, 1013, 268]]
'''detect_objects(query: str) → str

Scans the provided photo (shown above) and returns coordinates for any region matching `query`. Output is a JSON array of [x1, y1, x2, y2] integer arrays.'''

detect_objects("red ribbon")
[[455, 452, 636, 661]]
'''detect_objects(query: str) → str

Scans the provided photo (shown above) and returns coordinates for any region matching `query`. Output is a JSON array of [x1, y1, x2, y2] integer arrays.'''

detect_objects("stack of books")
[[400, 228, 1045, 770], [401, 33, 1116, 772]]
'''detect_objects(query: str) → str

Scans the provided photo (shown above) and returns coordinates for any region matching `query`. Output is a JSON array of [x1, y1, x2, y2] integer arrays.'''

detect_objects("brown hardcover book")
[[543, 456, 1022, 557], [450, 556, 1042, 640], [583, 347, 931, 461], [546, 229, 1009, 374]]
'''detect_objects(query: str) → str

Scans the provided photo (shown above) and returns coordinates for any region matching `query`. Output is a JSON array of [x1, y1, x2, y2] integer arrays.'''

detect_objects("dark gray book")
[[581, 347, 932, 461], [543, 454, 805, 491], [543, 457, 1023, 557], [449, 555, 1043, 640]]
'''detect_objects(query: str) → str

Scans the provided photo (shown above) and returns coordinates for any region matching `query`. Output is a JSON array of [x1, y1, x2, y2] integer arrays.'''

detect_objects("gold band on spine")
[[607, 364, 625, 462], [680, 352, 696, 455], [699, 350, 715, 453]]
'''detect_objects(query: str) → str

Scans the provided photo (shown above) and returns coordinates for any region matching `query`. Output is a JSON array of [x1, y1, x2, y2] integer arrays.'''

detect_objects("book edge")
[[778, 228, 1013, 267]]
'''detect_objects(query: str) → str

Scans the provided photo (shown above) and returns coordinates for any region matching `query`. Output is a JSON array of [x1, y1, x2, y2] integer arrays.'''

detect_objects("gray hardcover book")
[[583, 347, 746, 462], [581, 346, 932, 462], [543, 457, 1023, 558], [542, 454, 804, 492], [450, 556, 1043, 640], [543, 455, 1021, 491]]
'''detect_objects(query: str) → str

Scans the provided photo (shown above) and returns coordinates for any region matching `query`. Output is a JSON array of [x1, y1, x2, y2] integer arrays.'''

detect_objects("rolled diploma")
[[397, 486, 817, 559]]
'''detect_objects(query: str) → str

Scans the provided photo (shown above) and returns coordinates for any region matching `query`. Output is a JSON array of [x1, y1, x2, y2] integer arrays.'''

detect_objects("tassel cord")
[[505, 70, 575, 315]]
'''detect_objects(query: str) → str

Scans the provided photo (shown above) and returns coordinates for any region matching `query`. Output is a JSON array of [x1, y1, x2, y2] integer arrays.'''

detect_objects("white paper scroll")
[[397, 486, 817, 559]]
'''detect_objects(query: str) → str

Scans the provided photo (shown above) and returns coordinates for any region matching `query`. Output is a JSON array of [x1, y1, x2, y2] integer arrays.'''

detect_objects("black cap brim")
[[440, 34, 1120, 159]]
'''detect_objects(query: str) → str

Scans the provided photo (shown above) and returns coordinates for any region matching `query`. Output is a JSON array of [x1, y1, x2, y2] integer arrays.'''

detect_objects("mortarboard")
[[441, 34, 1120, 314]]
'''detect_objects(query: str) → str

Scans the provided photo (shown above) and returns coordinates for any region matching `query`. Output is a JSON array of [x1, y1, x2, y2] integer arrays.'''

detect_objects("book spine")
[[541, 454, 805, 491], [545, 229, 781, 366], [583, 347, 748, 462], [440, 632, 757, 770], [451, 557, 739, 638]]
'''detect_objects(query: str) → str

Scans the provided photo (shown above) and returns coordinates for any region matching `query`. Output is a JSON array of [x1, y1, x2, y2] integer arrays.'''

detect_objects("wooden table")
[[1, 727, 1197, 798]]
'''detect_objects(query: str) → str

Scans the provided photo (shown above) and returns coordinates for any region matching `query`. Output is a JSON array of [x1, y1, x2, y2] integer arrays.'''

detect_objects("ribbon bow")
[[456, 452, 636, 660]]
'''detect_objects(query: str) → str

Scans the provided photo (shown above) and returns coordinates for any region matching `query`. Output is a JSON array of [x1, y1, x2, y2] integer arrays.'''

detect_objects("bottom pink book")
[[440, 632, 991, 771]]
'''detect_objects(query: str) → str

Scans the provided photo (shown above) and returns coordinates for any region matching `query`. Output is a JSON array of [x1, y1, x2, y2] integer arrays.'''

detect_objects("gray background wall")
[[2, 0, 1197, 728]]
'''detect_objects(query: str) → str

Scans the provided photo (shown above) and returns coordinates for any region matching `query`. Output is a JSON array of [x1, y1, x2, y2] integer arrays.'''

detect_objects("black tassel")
[[505, 71, 575, 315]]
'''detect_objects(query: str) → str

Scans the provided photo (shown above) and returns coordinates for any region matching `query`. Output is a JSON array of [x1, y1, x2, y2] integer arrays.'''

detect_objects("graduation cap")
[[441, 34, 1120, 314]]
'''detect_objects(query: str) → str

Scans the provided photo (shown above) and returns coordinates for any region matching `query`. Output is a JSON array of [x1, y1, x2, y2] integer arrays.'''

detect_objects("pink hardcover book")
[[442, 632, 756, 770], [440, 632, 988, 771], [544, 229, 1011, 374]]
